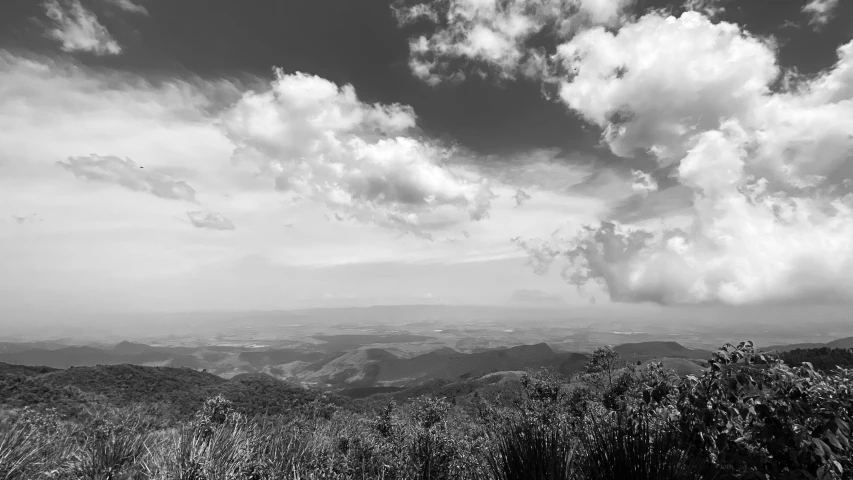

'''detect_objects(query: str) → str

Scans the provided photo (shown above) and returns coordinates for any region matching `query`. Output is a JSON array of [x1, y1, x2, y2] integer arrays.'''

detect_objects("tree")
[[586, 346, 625, 388]]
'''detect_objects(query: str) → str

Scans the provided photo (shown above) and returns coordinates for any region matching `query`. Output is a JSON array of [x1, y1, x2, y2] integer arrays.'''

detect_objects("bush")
[[485, 418, 575, 480], [574, 413, 708, 480]]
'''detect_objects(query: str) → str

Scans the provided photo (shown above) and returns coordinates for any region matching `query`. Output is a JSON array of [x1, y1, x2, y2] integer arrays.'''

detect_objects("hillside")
[[295, 343, 590, 388], [779, 347, 853, 372], [763, 336, 853, 353], [613, 342, 712, 361], [0, 363, 349, 422]]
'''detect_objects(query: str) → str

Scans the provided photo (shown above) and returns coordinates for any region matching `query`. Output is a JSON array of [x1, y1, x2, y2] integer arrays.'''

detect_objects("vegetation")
[[1, 341, 852, 479], [780, 347, 853, 373]]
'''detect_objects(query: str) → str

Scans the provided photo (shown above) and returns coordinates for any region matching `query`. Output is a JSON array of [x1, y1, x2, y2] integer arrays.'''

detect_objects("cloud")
[[43, 0, 122, 56], [555, 12, 779, 163], [802, 0, 840, 30], [57, 154, 198, 202], [509, 11, 853, 305], [186, 211, 235, 231], [514, 188, 532, 206], [682, 0, 728, 19], [395, 0, 635, 85], [11, 214, 41, 225], [104, 0, 149, 16], [630, 170, 657, 197], [220, 68, 494, 238]]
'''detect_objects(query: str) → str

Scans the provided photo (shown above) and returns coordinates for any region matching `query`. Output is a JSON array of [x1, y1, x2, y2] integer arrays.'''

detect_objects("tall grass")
[[574, 414, 711, 480], [1, 401, 718, 480], [485, 419, 575, 480], [0, 409, 70, 480]]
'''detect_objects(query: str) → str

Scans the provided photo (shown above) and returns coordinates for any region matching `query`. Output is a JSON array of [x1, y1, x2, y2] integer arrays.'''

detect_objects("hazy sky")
[[1, 0, 852, 314]]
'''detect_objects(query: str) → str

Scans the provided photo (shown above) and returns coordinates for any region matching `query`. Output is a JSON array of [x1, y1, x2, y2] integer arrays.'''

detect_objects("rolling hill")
[[613, 342, 712, 361], [293, 343, 591, 388], [763, 336, 853, 353]]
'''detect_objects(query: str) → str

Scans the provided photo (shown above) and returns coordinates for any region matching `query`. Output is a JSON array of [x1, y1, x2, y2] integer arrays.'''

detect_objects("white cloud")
[[682, 0, 727, 19], [629, 169, 657, 196], [186, 211, 235, 231], [104, 0, 149, 16], [43, 0, 122, 56], [555, 11, 779, 163], [1, 48, 618, 313], [512, 11, 853, 305], [220, 68, 494, 238], [58, 154, 198, 202], [396, 0, 635, 84], [802, 0, 840, 30]]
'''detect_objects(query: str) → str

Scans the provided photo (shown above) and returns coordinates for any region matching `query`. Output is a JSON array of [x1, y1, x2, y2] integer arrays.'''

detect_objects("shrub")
[[574, 413, 708, 480], [485, 418, 575, 480], [0, 408, 69, 480], [70, 409, 149, 480], [672, 341, 853, 479]]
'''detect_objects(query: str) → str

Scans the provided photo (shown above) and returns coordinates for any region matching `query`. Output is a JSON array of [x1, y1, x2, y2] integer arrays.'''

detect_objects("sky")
[[0, 0, 852, 316]]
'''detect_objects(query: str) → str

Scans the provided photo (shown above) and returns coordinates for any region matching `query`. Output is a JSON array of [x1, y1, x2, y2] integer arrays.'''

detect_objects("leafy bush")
[[657, 341, 853, 479]]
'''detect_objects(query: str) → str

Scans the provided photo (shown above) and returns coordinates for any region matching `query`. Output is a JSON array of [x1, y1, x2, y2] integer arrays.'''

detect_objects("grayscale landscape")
[[1, 0, 853, 478]]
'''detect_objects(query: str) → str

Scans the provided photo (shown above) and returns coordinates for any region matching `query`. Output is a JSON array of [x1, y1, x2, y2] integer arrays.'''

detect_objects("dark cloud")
[[58, 154, 197, 202], [514, 188, 532, 207]]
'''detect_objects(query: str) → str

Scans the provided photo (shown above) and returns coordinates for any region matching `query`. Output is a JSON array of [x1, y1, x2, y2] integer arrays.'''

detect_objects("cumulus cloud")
[[57, 154, 198, 202], [555, 12, 778, 163], [802, 0, 840, 29], [508, 10, 853, 305], [395, 0, 635, 84], [43, 0, 122, 56], [220, 68, 494, 238], [186, 211, 235, 231]]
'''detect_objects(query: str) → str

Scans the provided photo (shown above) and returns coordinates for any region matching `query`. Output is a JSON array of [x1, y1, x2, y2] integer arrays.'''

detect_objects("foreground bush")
[[574, 413, 708, 480], [485, 419, 575, 480]]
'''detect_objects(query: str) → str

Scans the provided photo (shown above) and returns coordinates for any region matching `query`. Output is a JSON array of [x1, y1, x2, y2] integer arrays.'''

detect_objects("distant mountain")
[[763, 337, 853, 353], [0, 342, 68, 354], [0, 345, 205, 369], [826, 337, 853, 349], [613, 342, 712, 361], [762, 343, 826, 353], [312, 334, 436, 351], [238, 349, 328, 368], [298, 343, 590, 388]]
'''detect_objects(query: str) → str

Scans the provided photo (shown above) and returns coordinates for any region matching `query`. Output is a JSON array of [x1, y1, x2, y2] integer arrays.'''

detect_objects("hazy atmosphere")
[[1, 0, 852, 327]]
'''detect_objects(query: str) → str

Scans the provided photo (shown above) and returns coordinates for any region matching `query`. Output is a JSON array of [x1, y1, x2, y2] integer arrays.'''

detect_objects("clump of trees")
[[1, 340, 851, 479]]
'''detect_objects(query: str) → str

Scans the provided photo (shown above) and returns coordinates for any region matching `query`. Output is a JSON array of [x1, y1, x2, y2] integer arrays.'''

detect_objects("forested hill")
[[0, 363, 351, 423]]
